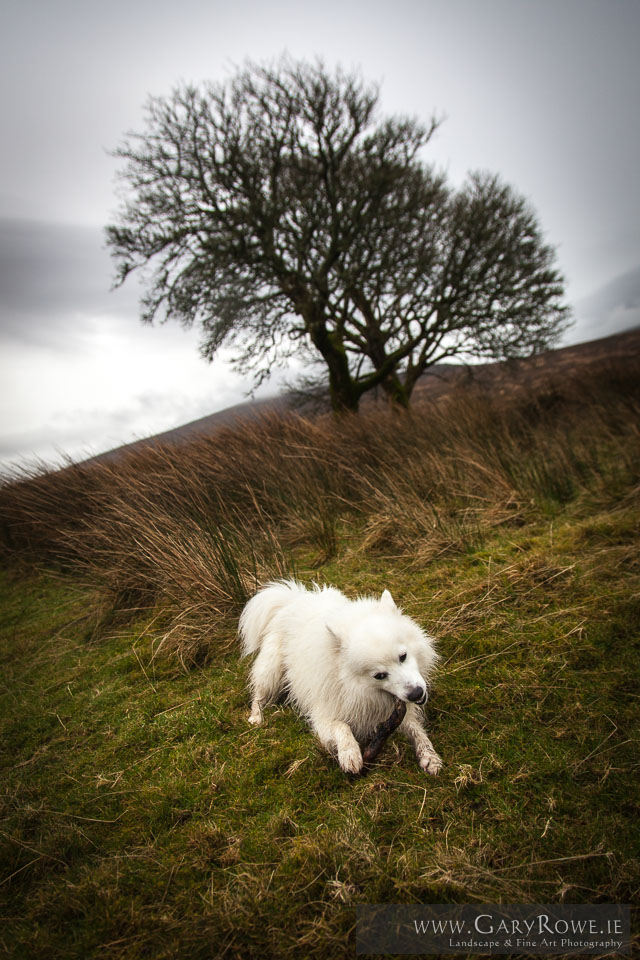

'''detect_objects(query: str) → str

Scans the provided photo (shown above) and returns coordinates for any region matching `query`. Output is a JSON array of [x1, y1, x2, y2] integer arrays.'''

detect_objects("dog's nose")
[[406, 685, 426, 703]]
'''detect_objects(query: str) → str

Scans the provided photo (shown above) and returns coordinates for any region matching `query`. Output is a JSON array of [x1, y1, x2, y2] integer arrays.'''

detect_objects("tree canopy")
[[107, 57, 570, 411]]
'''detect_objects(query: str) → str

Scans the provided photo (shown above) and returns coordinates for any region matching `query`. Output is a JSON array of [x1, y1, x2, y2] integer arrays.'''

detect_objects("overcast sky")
[[1, 0, 639, 472]]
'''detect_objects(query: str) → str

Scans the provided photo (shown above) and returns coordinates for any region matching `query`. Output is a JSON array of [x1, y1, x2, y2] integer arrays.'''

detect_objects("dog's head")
[[329, 589, 438, 705]]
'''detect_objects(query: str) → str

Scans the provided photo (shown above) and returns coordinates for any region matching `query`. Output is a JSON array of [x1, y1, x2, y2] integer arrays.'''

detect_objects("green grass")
[[1, 493, 639, 958]]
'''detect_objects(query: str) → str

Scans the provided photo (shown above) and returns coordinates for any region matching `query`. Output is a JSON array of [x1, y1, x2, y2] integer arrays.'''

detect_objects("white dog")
[[239, 580, 442, 775]]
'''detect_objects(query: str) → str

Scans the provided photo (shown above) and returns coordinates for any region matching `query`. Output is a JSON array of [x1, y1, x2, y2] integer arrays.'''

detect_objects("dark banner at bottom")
[[356, 904, 631, 955]]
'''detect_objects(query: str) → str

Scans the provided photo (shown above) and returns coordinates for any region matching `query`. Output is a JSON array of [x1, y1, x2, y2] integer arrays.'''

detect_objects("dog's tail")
[[238, 579, 305, 656]]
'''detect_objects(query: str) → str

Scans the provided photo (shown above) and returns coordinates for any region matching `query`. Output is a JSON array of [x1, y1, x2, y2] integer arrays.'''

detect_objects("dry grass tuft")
[[1, 357, 638, 665]]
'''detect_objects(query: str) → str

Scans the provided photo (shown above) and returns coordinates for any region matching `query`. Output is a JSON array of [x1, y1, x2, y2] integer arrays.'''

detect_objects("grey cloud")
[[0, 388, 221, 471], [571, 265, 640, 343], [0, 218, 139, 349], [0, 376, 254, 474], [1, 217, 638, 361]]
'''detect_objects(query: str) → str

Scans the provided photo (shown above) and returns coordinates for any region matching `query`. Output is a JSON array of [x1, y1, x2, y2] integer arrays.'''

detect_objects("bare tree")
[[107, 57, 570, 411]]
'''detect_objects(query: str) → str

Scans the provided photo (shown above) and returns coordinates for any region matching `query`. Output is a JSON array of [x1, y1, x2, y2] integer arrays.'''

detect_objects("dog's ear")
[[380, 589, 397, 612], [326, 625, 342, 651]]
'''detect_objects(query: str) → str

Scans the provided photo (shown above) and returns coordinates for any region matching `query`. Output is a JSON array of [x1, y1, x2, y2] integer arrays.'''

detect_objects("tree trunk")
[[380, 372, 411, 408], [306, 308, 360, 412], [326, 355, 360, 412]]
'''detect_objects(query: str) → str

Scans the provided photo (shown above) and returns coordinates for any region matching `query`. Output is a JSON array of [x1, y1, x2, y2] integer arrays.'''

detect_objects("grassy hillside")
[[1, 356, 639, 958]]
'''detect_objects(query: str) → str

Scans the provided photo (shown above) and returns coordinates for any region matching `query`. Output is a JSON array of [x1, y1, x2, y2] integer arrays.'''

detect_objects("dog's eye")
[[399, 652, 407, 663], [374, 672, 388, 680]]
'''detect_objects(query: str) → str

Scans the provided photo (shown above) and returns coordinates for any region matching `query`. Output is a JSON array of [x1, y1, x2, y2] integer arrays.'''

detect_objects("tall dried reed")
[[1, 358, 638, 663]]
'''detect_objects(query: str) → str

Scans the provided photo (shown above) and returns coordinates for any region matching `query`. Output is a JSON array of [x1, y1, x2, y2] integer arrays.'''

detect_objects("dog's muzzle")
[[406, 685, 427, 704]]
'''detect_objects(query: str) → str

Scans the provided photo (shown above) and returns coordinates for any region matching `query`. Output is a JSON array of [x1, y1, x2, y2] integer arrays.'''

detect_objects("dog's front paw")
[[338, 745, 363, 775], [418, 751, 442, 775], [248, 708, 263, 725]]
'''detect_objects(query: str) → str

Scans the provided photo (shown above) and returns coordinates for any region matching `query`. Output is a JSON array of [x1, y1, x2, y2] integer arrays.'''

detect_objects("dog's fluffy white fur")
[[239, 580, 442, 775]]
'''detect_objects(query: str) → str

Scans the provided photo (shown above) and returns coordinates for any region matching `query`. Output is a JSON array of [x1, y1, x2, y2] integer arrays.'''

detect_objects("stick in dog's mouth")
[[359, 698, 407, 773]]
